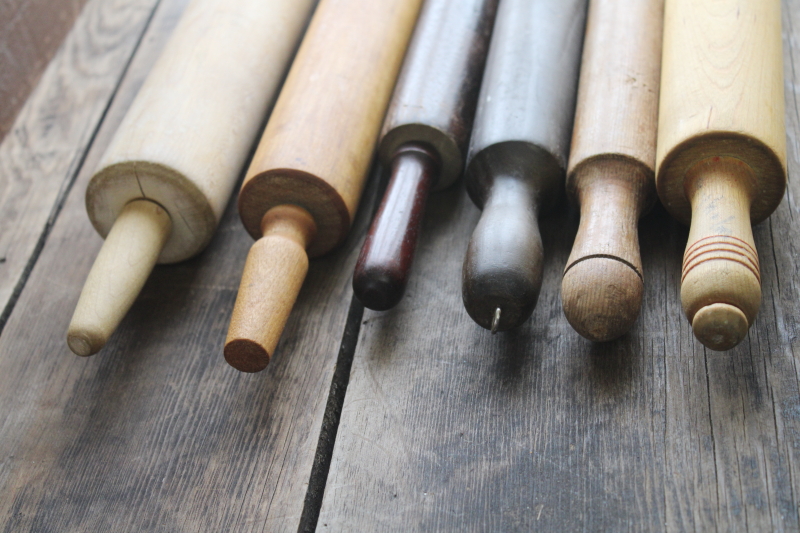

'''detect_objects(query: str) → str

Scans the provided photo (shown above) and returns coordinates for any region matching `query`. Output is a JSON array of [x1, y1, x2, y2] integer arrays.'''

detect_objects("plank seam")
[[297, 296, 364, 533], [0, 0, 164, 337]]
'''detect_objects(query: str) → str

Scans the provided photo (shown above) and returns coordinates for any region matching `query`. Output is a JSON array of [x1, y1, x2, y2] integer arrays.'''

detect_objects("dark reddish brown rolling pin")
[[352, 0, 498, 311], [462, 0, 587, 332]]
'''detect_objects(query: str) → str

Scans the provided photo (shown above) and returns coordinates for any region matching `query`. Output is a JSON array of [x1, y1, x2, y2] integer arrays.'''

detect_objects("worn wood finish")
[[657, 0, 786, 350], [69, 0, 315, 356], [0, 0, 160, 328], [226, 0, 423, 372], [562, 0, 663, 342], [0, 0, 381, 528], [462, 0, 587, 332], [352, 0, 498, 311], [0, 0, 88, 141], [316, 0, 800, 522]]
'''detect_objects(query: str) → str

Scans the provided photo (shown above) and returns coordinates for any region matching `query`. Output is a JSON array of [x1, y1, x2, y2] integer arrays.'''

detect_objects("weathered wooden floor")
[[1, 0, 800, 531]]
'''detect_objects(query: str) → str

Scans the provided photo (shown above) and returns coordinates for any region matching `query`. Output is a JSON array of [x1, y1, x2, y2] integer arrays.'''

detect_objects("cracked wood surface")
[[316, 1, 800, 531], [0, 0, 375, 530]]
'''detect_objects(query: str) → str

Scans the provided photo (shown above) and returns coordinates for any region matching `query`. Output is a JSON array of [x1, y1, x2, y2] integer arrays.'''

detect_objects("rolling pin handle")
[[353, 143, 439, 311], [681, 156, 761, 351], [562, 161, 649, 342], [224, 205, 316, 372], [67, 199, 172, 356], [462, 175, 542, 332]]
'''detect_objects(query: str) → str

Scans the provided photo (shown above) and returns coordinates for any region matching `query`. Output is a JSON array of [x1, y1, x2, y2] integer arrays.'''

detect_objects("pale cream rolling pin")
[[657, 0, 786, 350], [66, 0, 316, 356]]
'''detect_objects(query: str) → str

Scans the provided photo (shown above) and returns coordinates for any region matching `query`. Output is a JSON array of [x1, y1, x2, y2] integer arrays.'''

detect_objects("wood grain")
[[315, 2, 800, 529], [0, 0, 379, 529], [0, 0, 88, 141], [657, 0, 786, 350], [562, 0, 663, 342], [239, 0, 423, 256], [0, 0, 161, 329]]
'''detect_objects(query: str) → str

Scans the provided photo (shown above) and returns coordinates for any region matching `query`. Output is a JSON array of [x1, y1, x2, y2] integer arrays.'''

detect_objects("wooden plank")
[[0, 0, 375, 530], [316, 2, 800, 530], [0, 0, 161, 331], [0, 0, 89, 141]]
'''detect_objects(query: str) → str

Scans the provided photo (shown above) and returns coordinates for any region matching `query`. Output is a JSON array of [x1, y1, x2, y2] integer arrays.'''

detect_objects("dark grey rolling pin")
[[462, 0, 588, 332], [352, 0, 499, 311]]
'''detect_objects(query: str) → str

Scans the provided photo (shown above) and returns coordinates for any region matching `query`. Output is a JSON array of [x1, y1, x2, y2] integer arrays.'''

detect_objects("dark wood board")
[[316, 1, 800, 531], [0, 0, 375, 530]]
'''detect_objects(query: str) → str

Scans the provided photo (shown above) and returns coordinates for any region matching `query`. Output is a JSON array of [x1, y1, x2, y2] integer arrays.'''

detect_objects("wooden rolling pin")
[[462, 0, 587, 333], [224, 0, 423, 372], [657, 0, 786, 351], [561, 0, 664, 342], [351, 0, 498, 311], [66, 0, 315, 357]]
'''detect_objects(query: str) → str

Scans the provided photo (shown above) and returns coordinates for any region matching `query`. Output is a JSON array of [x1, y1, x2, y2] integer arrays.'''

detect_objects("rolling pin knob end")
[[66, 330, 102, 357], [352, 269, 404, 311], [562, 258, 643, 342], [225, 205, 316, 372], [462, 175, 542, 332], [224, 339, 270, 373], [691, 303, 749, 351]]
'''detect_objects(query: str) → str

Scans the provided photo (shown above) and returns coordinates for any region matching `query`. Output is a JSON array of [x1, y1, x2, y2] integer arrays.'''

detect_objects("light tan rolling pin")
[[561, 0, 663, 342], [224, 0, 423, 373], [657, 0, 786, 350], [66, 0, 316, 356]]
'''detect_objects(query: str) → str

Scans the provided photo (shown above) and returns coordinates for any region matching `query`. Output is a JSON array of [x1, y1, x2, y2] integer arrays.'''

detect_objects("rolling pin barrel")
[[657, 0, 786, 350], [225, 0, 423, 372], [462, 0, 587, 332], [561, 0, 663, 342], [352, 0, 498, 311], [66, 0, 316, 355]]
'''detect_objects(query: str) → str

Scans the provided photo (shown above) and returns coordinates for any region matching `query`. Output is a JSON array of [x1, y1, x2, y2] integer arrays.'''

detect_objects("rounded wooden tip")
[[562, 257, 643, 342], [225, 205, 315, 372], [67, 199, 171, 356], [224, 339, 270, 373], [66, 330, 101, 357], [691, 303, 749, 351], [352, 270, 404, 311]]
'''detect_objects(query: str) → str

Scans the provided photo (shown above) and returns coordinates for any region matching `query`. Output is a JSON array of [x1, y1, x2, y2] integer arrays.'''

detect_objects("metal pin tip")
[[491, 307, 501, 334]]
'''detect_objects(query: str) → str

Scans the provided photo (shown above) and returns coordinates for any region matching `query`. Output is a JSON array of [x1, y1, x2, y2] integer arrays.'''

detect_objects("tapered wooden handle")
[[225, 205, 316, 372], [67, 199, 171, 356], [353, 144, 439, 310], [462, 176, 542, 332], [681, 157, 760, 351], [562, 159, 650, 341]]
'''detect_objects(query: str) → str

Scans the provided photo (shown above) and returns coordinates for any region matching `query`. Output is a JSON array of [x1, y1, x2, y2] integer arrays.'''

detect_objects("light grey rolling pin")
[[66, 0, 316, 356]]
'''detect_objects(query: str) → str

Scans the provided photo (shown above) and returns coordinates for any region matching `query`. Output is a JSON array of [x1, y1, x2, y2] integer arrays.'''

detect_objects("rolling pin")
[[462, 0, 587, 333], [657, 0, 786, 350], [351, 0, 499, 311], [561, 0, 664, 342], [66, 0, 316, 357], [224, 0, 423, 372]]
